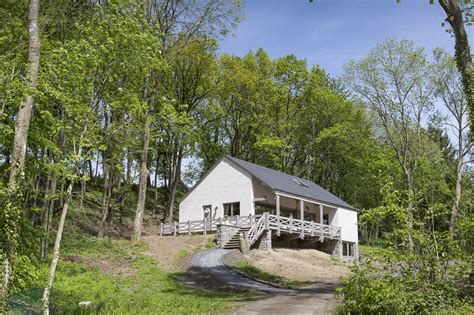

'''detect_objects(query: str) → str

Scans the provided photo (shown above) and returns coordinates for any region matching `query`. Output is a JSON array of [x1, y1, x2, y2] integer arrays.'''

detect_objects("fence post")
[[264, 212, 269, 230], [160, 223, 163, 236], [311, 220, 314, 237], [289, 214, 293, 231], [188, 220, 191, 235], [236, 215, 240, 226], [203, 219, 207, 235], [173, 221, 177, 236]]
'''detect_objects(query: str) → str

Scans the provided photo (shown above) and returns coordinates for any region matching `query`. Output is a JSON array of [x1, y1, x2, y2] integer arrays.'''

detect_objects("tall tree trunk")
[[40, 172, 57, 260], [8, 0, 41, 192], [1, 0, 41, 310], [120, 149, 133, 224], [405, 169, 415, 251], [439, 0, 474, 136], [449, 134, 464, 237], [97, 164, 109, 238], [87, 159, 93, 179], [153, 151, 159, 215], [167, 144, 183, 222], [39, 170, 51, 259], [132, 115, 151, 243], [42, 127, 86, 315]]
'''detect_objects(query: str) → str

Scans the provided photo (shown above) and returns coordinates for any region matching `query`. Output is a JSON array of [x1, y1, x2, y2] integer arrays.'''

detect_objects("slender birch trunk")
[[97, 165, 110, 238], [167, 144, 183, 222], [132, 115, 151, 243], [132, 75, 156, 243], [449, 157, 463, 236], [449, 120, 466, 237], [1, 0, 41, 310], [42, 127, 86, 315], [402, 166, 415, 252]]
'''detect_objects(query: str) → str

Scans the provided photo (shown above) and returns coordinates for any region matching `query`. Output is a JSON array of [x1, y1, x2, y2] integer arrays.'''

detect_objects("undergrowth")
[[11, 233, 248, 314]]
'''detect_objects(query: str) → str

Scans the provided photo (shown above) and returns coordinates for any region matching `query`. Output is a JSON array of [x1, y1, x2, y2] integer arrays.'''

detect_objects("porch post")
[[319, 204, 323, 224], [319, 204, 324, 242], [299, 200, 304, 221], [275, 194, 280, 236], [299, 200, 304, 239]]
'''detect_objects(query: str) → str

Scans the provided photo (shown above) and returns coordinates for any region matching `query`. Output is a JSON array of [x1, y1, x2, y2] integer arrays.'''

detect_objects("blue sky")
[[219, 0, 471, 77]]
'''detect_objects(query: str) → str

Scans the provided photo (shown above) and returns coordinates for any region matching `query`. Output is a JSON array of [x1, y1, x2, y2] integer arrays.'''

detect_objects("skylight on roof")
[[291, 178, 309, 187]]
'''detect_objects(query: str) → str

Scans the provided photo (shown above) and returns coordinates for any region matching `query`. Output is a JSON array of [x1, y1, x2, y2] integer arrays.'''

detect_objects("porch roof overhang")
[[273, 190, 343, 211]]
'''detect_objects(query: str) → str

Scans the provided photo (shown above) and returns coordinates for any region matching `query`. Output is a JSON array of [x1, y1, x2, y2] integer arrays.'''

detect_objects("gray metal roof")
[[225, 155, 356, 211]]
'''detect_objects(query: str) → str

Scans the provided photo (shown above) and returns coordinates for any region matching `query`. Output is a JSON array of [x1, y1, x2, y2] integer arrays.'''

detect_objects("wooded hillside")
[[0, 0, 472, 313]]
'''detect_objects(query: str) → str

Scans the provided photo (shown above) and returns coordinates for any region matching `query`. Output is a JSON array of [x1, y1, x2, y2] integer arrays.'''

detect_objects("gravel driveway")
[[191, 249, 340, 314], [191, 249, 292, 293]]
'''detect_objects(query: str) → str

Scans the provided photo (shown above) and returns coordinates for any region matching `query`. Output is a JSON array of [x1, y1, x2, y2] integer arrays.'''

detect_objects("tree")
[[437, 0, 473, 137], [1, 0, 41, 310], [131, 0, 243, 242], [42, 126, 87, 315], [344, 39, 434, 251], [431, 48, 472, 236]]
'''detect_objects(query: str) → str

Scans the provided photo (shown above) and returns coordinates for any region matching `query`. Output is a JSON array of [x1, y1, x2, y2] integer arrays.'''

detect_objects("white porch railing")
[[160, 213, 341, 241]]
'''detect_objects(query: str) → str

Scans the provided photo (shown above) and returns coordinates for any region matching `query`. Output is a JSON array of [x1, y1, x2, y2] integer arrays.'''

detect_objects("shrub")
[[338, 258, 472, 315]]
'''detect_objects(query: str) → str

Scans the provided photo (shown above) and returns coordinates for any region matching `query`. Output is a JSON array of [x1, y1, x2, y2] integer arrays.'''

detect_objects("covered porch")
[[253, 181, 338, 229]]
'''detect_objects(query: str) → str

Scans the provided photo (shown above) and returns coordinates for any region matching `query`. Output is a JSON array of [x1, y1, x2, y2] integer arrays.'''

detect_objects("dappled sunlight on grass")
[[13, 234, 251, 313]]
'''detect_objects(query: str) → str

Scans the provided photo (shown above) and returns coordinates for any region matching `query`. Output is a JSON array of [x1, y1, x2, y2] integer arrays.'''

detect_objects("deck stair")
[[222, 226, 250, 249]]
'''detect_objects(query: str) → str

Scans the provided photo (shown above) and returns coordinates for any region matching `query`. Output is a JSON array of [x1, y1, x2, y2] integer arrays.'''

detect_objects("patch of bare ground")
[[142, 235, 263, 297], [242, 248, 349, 282], [63, 256, 133, 276], [142, 234, 215, 272]]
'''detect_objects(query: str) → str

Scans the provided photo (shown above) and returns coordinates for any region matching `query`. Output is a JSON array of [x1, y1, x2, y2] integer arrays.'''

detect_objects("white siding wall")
[[179, 160, 254, 221], [333, 208, 358, 243]]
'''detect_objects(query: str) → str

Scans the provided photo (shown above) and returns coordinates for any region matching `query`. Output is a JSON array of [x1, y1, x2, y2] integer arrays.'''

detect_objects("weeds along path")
[[191, 249, 340, 314]]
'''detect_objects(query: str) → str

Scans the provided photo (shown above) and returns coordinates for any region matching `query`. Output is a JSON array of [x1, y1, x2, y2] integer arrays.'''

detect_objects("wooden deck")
[[160, 213, 341, 241]]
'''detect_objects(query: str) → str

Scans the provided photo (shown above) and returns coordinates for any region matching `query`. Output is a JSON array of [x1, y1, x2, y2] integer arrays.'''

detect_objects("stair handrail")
[[245, 212, 268, 247]]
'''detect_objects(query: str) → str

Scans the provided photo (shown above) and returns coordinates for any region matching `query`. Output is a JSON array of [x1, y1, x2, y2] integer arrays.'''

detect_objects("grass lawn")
[[12, 233, 252, 314], [233, 260, 312, 289]]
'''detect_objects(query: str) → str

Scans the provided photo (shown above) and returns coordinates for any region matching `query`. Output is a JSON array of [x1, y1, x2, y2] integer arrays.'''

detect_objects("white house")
[[177, 155, 358, 259]]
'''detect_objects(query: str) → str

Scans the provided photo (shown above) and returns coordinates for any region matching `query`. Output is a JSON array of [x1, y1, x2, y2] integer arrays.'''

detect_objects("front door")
[[203, 205, 212, 220]]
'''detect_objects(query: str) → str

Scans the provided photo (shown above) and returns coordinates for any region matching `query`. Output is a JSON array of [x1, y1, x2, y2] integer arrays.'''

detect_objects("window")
[[203, 205, 212, 219], [291, 178, 309, 187], [223, 202, 240, 217], [323, 213, 329, 225], [304, 213, 316, 222], [342, 242, 354, 257], [255, 203, 274, 215]]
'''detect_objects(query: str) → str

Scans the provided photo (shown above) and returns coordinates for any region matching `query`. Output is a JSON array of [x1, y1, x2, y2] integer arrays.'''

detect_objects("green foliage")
[[338, 262, 413, 314], [13, 236, 247, 313], [338, 257, 473, 314]]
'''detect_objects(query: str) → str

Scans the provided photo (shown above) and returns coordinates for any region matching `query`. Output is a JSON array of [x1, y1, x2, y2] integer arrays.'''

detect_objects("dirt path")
[[191, 249, 340, 314]]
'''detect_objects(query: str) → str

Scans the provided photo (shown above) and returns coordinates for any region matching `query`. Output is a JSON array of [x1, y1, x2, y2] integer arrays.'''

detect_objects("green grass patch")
[[12, 235, 252, 314], [234, 260, 312, 289]]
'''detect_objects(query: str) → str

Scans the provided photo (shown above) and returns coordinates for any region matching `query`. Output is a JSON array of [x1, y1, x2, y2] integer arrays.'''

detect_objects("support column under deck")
[[258, 230, 272, 251]]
